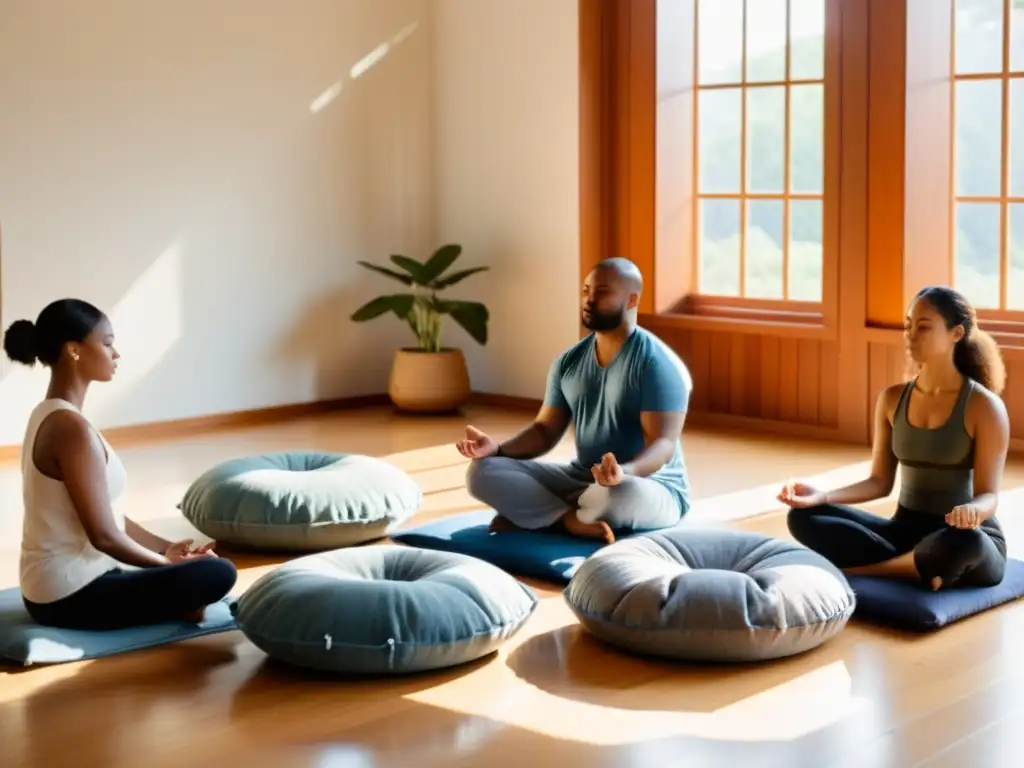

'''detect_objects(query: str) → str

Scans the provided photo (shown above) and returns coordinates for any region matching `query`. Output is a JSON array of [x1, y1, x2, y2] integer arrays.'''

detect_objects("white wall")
[[432, 0, 580, 399], [0, 0, 581, 446], [0, 0, 434, 444]]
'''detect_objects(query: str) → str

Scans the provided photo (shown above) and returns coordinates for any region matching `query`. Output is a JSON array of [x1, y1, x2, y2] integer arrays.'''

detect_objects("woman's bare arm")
[[44, 412, 171, 568], [124, 518, 172, 554], [821, 385, 900, 505]]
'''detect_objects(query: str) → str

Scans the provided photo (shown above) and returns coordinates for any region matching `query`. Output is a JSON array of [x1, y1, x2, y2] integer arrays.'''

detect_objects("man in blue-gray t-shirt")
[[457, 257, 692, 544]]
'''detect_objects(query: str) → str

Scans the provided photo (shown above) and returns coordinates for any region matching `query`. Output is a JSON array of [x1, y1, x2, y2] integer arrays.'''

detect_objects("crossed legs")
[[465, 456, 682, 544], [787, 502, 1007, 590], [23, 557, 238, 630]]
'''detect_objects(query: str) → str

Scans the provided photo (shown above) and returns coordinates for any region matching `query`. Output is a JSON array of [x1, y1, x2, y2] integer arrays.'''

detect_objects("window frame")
[[949, 0, 1024, 322], [586, 0, 843, 340], [690, 4, 830, 311], [881, 0, 1024, 350]]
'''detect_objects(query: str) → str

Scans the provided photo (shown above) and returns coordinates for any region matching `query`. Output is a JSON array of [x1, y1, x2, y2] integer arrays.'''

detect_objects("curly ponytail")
[[914, 286, 1006, 395]]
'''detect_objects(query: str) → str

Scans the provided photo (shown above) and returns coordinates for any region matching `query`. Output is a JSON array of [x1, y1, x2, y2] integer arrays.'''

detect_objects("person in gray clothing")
[[456, 258, 692, 545], [782, 286, 1010, 591]]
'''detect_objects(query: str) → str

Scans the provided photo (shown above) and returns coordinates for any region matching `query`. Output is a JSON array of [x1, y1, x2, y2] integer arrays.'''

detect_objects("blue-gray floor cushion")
[[179, 452, 421, 551], [564, 528, 856, 663], [234, 545, 539, 674], [0, 588, 238, 666]]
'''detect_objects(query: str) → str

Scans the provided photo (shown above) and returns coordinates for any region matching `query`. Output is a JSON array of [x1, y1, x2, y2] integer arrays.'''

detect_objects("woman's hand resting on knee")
[[777, 480, 826, 508], [946, 503, 982, 530], [164, 539, 218, 563]]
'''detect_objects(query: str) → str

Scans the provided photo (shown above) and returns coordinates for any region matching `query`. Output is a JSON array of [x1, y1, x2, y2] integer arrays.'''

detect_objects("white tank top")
[[19, 398, 128, 604]]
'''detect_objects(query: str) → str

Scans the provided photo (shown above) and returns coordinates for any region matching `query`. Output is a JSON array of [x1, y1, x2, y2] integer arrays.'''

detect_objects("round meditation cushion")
[[234, 545, 539, 674], [564, 528, 856, 663], [179, 451, 421, 551]]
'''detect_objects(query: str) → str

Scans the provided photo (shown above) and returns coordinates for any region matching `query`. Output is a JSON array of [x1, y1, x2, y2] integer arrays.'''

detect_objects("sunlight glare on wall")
[[86, 243, 183, 423], [308, 21, 419, 114], [350, 20, 419, 79], [309, 81, 344, 114]]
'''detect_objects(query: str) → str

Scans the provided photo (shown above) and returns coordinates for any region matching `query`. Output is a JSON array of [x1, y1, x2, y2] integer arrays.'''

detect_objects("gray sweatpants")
[[465, 456, 682, 531]]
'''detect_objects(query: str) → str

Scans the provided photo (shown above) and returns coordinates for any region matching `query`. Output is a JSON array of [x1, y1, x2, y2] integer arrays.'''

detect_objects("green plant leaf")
[[350, 294, 415, 322], [432, 266, 489, 289], [439, 300, 489, 345], [356, 261, 414, 285], [420, 244, 462, 284], [389, 255, 427, 284]]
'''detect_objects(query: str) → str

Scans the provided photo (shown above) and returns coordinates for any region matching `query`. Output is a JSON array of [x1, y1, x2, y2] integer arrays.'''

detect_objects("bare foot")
[[181, 607, 206, 623], [488, 515, 523, 534], [561, 512, 615, 546]]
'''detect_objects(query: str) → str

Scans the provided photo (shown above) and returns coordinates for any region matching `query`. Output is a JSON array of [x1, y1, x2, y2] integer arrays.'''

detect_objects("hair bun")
[[3, 319, 40, 366]]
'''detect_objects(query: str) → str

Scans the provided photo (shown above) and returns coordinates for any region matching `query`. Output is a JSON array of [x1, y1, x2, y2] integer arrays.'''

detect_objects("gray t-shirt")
[[543, 327, 692, 512]]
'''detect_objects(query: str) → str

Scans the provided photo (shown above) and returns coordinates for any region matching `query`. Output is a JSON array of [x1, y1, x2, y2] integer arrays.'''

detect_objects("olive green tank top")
[[892, 376, 975, 514]]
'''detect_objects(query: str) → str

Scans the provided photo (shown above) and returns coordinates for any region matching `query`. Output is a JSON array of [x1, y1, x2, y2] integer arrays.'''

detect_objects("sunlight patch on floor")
[[407, 657, 867, 746]]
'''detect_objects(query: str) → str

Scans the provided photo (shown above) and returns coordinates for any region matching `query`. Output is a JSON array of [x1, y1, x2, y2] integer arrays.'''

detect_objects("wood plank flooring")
[[2, 404, 1023, 767]]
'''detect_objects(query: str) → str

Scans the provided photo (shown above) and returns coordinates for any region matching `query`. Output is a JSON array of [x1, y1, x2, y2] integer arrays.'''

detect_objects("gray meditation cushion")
[[564, 528, 856, 662], [234, 545, 539, 674], [179, 451, 421, 551]]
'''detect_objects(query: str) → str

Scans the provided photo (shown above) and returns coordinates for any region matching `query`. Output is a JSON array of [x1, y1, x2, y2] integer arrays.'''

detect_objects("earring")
[[71, 351, 80, 362]]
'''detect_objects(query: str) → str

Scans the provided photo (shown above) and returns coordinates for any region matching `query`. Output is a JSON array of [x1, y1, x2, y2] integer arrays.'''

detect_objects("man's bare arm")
[[496, 406, 572, 460]]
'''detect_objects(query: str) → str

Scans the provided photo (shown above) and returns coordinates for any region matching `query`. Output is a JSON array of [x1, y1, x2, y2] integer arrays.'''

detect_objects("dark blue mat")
[[0, 587, 239, 666], [391, 509, 638, 583], [847, 558, 1024, 630]]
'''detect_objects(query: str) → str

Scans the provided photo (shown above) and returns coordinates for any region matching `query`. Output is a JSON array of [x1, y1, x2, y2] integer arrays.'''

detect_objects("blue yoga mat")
[[0, 587, 239, 666], [847, 558, 1024, 630], [391, 509, 639, 583]]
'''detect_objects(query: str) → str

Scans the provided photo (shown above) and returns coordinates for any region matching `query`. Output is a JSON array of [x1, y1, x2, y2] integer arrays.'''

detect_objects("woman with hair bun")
[[3, 299, 236, 629], [780, 286, 1010, 591]]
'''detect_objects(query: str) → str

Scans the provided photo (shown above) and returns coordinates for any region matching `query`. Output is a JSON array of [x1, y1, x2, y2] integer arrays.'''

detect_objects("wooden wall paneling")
[[867, 342, 889, 442], [1004, 357, 1024, 437], [728, 334, 746, 416], [886, 342, 907, 386], [817, 341, 840, 428], [864, 0, 908, 328], [743, 334, 763, 418], [797, 340, 822, 425], [777, 339, 801, 422], [833, 0, 872, 444], [708, 336, 731, 413], [686, 329, 711, 412], [579, 0, 612, 288], [760, 336, 781, 421]]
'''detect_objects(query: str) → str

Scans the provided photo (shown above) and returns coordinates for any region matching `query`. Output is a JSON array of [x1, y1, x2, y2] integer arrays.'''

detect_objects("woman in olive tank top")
[[780, 286, 1009, 591]]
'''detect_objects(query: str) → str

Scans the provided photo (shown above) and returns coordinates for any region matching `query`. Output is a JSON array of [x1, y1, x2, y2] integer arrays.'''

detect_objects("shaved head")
[[581, 257, 643, 332], [594, 257, 643, 293]]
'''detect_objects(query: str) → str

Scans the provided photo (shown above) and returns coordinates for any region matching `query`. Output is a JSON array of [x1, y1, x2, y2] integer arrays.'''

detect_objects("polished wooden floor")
[[2, 404, 1024, 767]]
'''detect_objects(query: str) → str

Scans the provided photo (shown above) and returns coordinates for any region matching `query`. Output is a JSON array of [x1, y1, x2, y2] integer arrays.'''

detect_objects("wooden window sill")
[[863, 318, 1024, 356], [641, 308, 835, 341]]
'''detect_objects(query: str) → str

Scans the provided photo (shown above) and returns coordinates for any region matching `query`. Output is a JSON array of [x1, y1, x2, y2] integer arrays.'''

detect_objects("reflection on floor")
[[1, 404, 1022, 767]]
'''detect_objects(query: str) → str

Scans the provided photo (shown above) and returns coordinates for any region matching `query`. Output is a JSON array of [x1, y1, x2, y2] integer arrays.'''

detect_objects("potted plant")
[[350, 244, 489, 412]]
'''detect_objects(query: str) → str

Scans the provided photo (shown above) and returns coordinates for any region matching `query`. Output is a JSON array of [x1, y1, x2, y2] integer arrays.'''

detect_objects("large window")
[[952, 0, 1024, 310], [695, 0, 826, 302]]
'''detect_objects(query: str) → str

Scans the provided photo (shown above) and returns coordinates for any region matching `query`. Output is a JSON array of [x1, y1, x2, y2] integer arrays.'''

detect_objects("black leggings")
[[23, 557, 238, 631], [787, 503, 1007, 588]]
